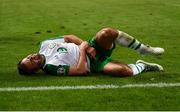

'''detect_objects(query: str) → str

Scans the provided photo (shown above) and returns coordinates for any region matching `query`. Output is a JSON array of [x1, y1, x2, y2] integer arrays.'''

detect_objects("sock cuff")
[[128, 63, 145, 75], [129, 39, 141, 50]]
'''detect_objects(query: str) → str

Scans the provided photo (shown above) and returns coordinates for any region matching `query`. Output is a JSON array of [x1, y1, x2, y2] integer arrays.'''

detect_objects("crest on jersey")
[[48, 42, 56, 49], [57, 67, 65, 75], [57, 47, 68, 54]]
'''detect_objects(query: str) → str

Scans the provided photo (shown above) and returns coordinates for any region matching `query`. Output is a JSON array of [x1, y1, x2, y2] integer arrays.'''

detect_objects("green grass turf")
[[0, 0, 180, 110]]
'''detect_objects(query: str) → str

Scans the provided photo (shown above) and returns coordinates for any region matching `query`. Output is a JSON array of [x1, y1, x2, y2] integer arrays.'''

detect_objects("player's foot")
[[136, 60, 164, 72], [139, 45, 165, 55]]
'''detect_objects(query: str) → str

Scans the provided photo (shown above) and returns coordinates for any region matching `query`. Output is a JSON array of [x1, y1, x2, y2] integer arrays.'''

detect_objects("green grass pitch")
[[0, 0, 180, 110]]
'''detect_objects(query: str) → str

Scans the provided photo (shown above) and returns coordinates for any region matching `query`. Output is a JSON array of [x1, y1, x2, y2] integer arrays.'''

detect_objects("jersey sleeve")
[[43, 64, 70, 76]]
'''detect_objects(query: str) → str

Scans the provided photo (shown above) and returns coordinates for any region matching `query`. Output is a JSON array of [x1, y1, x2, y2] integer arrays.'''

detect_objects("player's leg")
[[95, 28, 118, 50], [103, 61, 134, 77], [116, 30, 164, 55], [103, 60, 163, 77], [94, 27, 164, 55]]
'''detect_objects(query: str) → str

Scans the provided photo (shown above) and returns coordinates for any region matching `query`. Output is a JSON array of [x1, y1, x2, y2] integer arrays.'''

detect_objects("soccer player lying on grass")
[[17, 27, 164, 76]]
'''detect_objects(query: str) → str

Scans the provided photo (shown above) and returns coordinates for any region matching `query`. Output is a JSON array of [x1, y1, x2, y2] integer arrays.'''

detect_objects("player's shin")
[[115, 30, 164, 55], [116, 31, 143, 49]]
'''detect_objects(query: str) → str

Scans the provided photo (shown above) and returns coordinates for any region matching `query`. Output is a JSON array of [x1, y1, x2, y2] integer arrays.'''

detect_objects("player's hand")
[[87, 47, 96, 60], [80, 41, 89, 51]]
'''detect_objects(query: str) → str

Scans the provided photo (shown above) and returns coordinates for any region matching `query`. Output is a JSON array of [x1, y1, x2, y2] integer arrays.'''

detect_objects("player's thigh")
[[95, 28, 118, 49], [103, 61, 133, 77]]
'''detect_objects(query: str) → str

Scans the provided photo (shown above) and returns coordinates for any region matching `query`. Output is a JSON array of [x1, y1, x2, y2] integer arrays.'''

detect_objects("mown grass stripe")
[[0, 83, 180, 92]]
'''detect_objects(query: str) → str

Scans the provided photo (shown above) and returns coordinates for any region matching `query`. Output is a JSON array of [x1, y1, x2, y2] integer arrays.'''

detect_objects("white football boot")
[[139, 45, 165, 55], [136, 60, 164, 72]]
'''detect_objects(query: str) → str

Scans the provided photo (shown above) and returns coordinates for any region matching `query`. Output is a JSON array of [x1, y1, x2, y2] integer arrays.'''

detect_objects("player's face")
[[21, 53, 44, 73]]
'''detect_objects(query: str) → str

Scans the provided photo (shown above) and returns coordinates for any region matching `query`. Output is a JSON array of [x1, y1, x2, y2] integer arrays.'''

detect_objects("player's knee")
[[97, 28, 118, 39]]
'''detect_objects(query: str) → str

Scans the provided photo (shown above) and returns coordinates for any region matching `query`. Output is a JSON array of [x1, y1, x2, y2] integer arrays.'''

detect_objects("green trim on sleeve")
[[43, 64, 70, 76]]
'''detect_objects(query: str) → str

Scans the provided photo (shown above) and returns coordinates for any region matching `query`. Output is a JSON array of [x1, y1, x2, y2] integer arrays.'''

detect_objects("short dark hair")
[[17, 60, 32, 75]]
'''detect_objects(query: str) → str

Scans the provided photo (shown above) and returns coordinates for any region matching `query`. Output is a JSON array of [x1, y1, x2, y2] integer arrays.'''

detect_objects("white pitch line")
[[121, 83, 180, 88], [0, 83, 180, 92], [0, 85, 119, 92]]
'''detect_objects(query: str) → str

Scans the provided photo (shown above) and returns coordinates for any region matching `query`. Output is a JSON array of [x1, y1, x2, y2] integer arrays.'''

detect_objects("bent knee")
[[96, 28, 118, 39]]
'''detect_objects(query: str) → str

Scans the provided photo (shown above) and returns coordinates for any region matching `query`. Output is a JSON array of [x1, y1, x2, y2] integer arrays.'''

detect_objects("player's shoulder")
[[42, 36, 65, 43], [39, 36, 65, 48]]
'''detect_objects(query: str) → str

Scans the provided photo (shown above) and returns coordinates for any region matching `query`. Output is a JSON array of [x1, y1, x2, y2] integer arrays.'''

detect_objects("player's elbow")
[[77, 69, 88, 75], [69, 70, 87, 76]]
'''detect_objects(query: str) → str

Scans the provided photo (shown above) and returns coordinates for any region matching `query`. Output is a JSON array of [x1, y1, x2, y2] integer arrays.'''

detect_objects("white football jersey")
[[39, 37, 90, 75]]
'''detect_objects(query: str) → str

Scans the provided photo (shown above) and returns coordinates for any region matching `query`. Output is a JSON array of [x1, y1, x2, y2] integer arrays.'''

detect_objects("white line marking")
[[121, 83, 180, 88], [0, 85, 119, 92], [0, 83, 180, 92]]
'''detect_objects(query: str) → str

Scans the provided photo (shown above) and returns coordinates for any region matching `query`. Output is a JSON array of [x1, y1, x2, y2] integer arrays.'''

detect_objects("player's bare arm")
[[68, 41, 89, 75], [64, 35, 96, 59], [64, 35, 83, 45]]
